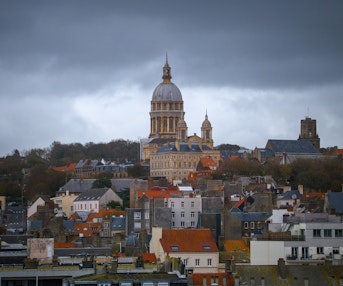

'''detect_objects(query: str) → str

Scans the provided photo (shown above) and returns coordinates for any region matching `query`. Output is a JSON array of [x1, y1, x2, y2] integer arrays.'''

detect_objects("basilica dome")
[[152, 82, 183, 102]]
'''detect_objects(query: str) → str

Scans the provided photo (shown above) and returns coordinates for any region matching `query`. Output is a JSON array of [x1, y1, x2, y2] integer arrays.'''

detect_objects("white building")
[[167, 196, 202, 228], [73, 188, 122, 214], [250, 213, 343, 265]]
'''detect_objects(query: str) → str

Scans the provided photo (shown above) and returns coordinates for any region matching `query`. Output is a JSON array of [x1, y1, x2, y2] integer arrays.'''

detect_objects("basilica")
[[141, 57, 221, 182]]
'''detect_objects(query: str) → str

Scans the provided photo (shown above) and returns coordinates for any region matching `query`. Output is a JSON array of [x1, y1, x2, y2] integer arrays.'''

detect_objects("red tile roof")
[[86, 208, 125, 222], [141, 253, 157, 263], [137, 189, 182, 199], [160, 228, 218, 253], [54, 242, 76, 248], [192, 273, 234, 286], [199, 157, 217, 168], [51, 163, 76, 172], [224, 240, 249, 252]]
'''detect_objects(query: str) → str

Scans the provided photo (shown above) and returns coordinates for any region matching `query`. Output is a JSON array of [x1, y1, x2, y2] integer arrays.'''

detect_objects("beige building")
[[50, 190, 78, 218], [27, 238, 54, 264], [142, 57, 220, 182]]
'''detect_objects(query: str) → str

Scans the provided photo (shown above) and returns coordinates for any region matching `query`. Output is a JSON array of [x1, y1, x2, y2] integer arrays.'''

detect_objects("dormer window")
[[170, 245, 179, 251], [202, 244, 211, 250]]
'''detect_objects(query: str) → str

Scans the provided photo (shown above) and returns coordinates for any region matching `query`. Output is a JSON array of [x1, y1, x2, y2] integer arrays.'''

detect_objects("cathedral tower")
[[298, 116, 320, 149]]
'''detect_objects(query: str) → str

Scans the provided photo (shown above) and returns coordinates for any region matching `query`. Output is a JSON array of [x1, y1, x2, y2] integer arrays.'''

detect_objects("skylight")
[[170, 245, 179, 251], [202, 244, 212, 250]]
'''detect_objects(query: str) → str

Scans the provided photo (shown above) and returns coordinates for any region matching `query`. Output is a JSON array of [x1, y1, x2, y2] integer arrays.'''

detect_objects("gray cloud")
[[0, 1, 342, 155]]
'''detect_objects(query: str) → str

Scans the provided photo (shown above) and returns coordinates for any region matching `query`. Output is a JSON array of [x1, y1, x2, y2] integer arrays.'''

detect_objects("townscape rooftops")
[[160, 228, 218, 253]]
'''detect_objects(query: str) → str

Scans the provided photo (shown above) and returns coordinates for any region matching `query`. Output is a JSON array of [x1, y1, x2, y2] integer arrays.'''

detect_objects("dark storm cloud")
[[0, 1, 342, 155]]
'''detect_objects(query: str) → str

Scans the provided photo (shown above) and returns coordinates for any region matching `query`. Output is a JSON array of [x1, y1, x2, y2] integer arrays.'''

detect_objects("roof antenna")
[[307, 106, 310, 118]]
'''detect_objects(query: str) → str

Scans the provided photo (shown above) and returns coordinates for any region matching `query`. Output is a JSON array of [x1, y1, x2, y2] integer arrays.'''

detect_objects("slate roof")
[[75, 159, 102, 169], [279, 190, 303, 200], [327, 192, 343, 214], [266, 139, 321, 154], [160, 228, 218, 253], [156, 142, 211, 153], [57, 178, 134, 194], [74, 188, 109, 202], [230, 211, 272, 222], [57, 179, 95, 194], [257, 148, 275, 158], [111, 178, 134, 191]]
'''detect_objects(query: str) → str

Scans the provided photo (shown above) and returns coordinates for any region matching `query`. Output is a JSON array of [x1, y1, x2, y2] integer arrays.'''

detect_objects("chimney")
[[278, 258, 287, 279], [298, 185, 304, 195]]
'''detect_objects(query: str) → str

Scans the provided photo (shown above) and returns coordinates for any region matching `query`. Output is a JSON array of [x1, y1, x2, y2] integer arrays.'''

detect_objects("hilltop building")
[[141, 57, 220, 182]]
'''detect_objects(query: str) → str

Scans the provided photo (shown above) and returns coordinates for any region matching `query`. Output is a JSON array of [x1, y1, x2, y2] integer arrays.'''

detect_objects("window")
[[317, 247, 324, 254], [181, 221, 185, 227], [195, 258, 200, 266], [172, 212, 175, 218], [302, 247, 309, 259], [134, 222, 141, 230], [324, 229, 332, 237], [170, 245, 179, 251], [181, 201, 184, 208], [191, 201, 194, 208], [134, 212, 141, 220], [191, 221, 195, 227], [181, 212, 185, 218], [291, 247, 298, 258], [313, 229, 321, 237], [207, 258, 212, 266], [183, 258, 188, 266], [171, 201, 174, 208], [191, 212, 195, 218], [335, 229, 343, 237], [250, 222, 255, 229], [244, 222, 249, 229]]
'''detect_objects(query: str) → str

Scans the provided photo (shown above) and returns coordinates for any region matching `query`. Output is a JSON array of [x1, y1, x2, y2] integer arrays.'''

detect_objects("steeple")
[[201, 111, 213, 147], [162, 53, 172, 83]]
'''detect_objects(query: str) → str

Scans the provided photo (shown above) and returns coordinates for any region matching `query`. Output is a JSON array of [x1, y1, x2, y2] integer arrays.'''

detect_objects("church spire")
[[162, 53, 172, 83]]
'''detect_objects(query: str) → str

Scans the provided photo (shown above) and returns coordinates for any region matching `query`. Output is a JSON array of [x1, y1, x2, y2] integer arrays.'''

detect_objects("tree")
[[92, 178, 112, 189], [107, 200, 122, 209]]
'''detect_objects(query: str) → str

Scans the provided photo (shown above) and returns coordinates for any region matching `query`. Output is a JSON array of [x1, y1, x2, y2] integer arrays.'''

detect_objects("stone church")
[[140, 57, 220, 182]]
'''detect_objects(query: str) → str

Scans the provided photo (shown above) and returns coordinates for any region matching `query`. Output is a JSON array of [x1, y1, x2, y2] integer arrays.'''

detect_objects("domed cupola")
[[152, 56, 183, 102], [201, 111, 213, 147], [149, 55, 185, 139]]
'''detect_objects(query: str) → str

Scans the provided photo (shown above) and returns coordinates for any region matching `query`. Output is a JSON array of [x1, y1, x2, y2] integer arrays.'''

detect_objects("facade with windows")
[[167, 196, 202, 228], [250, 213, 343, 265]]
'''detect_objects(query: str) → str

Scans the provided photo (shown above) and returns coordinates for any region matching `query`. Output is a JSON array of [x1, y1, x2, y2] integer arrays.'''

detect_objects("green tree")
[[92, 178, 112, 189]]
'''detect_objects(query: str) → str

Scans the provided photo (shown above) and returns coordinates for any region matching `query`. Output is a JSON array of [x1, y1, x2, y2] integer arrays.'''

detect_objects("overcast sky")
[[1, 1, 343, 157]]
